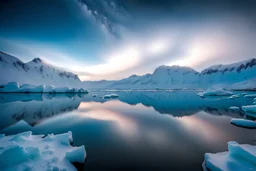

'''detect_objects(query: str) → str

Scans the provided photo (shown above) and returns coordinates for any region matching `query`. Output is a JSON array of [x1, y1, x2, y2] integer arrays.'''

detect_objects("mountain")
[[83, 58, 256, 90], [0, 51, 82, 88]]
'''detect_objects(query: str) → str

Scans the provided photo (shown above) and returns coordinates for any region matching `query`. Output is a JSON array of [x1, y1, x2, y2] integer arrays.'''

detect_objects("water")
[[0, 91, 255, 171]]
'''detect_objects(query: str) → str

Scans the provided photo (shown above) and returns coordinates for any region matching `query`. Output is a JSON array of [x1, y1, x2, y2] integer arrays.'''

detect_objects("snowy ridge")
[[0, 51, 81, 88], [84, 58, 256, 89]]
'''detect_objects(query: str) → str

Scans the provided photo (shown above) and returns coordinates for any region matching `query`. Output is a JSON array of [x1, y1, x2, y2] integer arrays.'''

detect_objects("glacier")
[[203, 141, 256, 171], [0, 131, 86, 171]]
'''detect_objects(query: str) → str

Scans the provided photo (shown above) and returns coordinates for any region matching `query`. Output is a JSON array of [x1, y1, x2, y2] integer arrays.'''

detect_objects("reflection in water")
[[0, 91, 255, 171]]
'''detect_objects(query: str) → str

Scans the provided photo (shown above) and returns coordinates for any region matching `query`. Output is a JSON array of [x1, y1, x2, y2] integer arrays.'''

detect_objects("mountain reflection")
[[0, 91, 253, 130]]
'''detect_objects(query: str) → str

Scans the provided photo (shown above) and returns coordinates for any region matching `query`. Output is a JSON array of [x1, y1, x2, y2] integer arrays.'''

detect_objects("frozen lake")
[[0, 91, 255, 171]]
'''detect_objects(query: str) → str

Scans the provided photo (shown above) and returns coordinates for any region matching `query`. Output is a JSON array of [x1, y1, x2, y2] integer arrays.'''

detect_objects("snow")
[[203, 141, 256, 171], [0, 131, 86, 171], [198, 88, 233, 97], [229, 106, 240, 111], [0, 82, 89, 94], [242, 105, 256, 113], [231, 118, 256, 128], [245, 94, 256, 98], [0, 51, 81, 88]]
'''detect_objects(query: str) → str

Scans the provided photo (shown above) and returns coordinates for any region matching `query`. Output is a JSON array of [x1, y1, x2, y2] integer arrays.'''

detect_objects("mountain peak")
[[32, 58, 43, 64]]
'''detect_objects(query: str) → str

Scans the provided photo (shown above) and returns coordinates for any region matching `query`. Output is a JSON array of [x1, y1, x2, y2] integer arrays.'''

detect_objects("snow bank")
[[0, 82, 89, 94], [231, 118, 256, 128], [198, 88, 233, 97], [0, 131, 86, 171], [203, 141, 256, 171]]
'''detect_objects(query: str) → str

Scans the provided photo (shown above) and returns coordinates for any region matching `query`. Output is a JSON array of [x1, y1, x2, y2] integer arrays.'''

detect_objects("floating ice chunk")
[[103, 95, 111, 99], [66, 146, 86, 163], [244, 94, 256, 98], [229, 106, 240, 111], [92, 94, 97, 97], [242, 105, 256, 113], [228, 95, 240, 99], [0, 131, 86, 171], [198, 88, 233, 97], [110, 94, 119, 98], [54, 87, 71, 93], [231, 118, 256, 128], [203, 141, 256, 171]]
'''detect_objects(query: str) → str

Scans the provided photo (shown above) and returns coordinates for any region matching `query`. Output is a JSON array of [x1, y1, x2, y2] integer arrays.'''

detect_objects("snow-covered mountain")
[[83, 58, 256, 90], [1, 51, 255, 90], [0, 51, 82, 87]]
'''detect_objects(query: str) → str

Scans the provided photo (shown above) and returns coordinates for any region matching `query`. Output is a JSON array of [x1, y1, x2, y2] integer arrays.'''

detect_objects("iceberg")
[[43, 85, 56, 93], [0, 131, 86, 171], [228, 95, 240, 99], [103, 95, 111, 99], [103, 94, 119, 99], [92, 94, 97, 97], [198, 87, 233, 97], [0, 82, 21, 92], [231, 118, 256, 128], [203, 141, 256, 171], [77, 88, 88, 93]]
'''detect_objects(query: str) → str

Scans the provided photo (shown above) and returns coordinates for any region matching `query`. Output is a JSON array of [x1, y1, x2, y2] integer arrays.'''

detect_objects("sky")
[[0, 0, 255, 81]]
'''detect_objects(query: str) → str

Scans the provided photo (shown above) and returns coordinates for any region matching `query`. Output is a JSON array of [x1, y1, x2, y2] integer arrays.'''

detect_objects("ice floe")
[[198, 88, 233, 97], [203, 141, 256, 171], [0, 131, 86, 171], [0, 82, 89, 94], [231, 118, 256, 128], [103, 94, 119, 99], [228, 94, 240, 99]]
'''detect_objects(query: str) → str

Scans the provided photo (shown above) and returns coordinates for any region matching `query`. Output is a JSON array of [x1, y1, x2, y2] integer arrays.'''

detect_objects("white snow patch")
[[203, 141, 256, 171], [0, 131, 86, 171]]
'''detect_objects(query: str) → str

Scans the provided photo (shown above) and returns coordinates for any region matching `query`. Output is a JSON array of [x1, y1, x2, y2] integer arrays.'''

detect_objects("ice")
[[229, 106, 240, 111], [110, 94, 119, 98], [245, 94, 256, 98], [228, 95, 240, 99], [103, 95, 111, 99], [102, 94, 119, 99], [231, 118, 256, 128], [203, 141, 256, 171], [242, 105, 256, 113], [198, 88, 233, 97], [0, 82, 89, 94], [92, 94, 97, 97], [0, 131, 86, 171], [0, 82, 21, 92]]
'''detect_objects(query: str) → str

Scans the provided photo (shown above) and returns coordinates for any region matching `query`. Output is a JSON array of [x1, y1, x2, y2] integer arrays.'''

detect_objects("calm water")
[[0, 91, 255, 171]]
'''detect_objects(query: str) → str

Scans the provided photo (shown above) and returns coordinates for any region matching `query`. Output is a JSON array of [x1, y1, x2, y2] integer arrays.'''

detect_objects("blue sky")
[[0, 0, 256, 80]]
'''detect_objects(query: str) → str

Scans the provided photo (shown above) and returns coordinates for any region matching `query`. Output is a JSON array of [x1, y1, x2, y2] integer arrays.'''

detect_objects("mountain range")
[[0, 51, 255, 90]]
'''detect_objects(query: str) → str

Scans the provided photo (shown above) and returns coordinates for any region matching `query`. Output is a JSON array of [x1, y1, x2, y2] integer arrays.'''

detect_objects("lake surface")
[[0, 91, 255, 171]]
